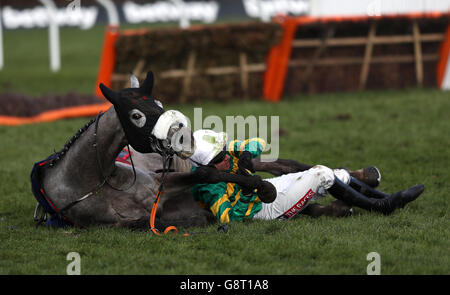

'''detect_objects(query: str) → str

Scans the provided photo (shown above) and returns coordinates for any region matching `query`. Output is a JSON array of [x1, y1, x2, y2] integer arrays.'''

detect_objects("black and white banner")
[[0, 0, 311, 30]]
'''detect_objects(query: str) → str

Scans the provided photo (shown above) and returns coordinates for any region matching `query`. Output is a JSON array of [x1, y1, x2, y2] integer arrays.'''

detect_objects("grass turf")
[[0, 26, 448, 275], [0, 89, 448, 274]]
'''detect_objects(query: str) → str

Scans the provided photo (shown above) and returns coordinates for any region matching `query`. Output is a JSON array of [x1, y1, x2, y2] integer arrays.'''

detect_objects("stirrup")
[[33, 203, 48, 226]]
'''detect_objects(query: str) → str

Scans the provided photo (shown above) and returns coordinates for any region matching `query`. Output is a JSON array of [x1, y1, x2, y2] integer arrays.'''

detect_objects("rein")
[[148, 153, 230, 237], [149, 151, 186, 236]]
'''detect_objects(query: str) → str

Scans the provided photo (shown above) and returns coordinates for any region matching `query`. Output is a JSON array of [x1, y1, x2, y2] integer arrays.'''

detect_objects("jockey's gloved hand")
[[241, 174, 261, 197], [257, 180, 277, 203], [241, 186, 255, 197], [238, 151, 255, 175]]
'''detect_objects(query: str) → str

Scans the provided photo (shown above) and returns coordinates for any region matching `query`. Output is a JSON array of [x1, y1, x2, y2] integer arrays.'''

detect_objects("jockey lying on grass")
[[189, 130, 425, 223]]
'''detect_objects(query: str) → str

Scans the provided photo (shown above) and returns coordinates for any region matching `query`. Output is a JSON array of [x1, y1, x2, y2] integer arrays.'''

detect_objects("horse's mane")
[[48, 117, 97, 167]]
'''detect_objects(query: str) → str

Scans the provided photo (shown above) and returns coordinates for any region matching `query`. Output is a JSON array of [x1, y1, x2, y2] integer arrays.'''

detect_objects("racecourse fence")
[[108, 22, 282, 104], [99, 13, 450, 104], [264, 13, 450, 101]]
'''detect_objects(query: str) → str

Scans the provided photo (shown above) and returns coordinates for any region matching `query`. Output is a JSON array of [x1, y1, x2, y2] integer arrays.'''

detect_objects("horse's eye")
[[129, 109, 146, 128]]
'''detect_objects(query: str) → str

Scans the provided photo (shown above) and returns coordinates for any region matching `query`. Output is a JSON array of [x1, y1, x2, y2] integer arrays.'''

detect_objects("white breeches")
[[253, 165, 350, 220]]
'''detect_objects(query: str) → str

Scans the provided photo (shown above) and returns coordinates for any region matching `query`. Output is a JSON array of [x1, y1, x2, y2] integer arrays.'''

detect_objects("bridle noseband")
[[149, 136, 173, 156]]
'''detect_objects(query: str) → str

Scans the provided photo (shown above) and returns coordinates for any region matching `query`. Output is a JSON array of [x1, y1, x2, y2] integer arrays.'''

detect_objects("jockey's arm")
[[228, 138, 266, 159], [228, 138, 266, 175], [192, 182, 262, 223]]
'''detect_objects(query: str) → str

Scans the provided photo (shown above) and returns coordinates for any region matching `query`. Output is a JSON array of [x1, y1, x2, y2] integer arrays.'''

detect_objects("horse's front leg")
[[252, 158, 313, 176], [253, 159, 381, 188]]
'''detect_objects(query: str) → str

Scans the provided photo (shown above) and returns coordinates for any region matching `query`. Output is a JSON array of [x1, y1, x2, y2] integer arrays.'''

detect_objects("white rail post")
[[40, 0, 61, 72], [96, 0, 120, 26], [171, 0, 190, 29], [0, 7, 4, 70]]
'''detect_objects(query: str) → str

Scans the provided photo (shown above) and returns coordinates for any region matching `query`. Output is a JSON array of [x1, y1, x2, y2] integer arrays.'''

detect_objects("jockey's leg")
[[297, 168, 353, 218], [348, 177, 389, 199], [298, 169, 353, 218], [327, 178, 425, 215], [254, 165, 337, 220], [335, 169, 388, 199]]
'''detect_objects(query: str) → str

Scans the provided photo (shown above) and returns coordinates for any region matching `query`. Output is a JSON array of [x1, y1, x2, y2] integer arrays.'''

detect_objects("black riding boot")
[[349, 177, 390, 199], [328, 178, 425, 215]]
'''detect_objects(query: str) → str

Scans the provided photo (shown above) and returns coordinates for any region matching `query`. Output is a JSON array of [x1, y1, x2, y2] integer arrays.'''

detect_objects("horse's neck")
[[61, 108, 126, 186]]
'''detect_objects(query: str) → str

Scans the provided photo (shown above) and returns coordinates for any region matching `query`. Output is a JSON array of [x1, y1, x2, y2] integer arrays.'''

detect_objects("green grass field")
[[0, 26, 449, 275]]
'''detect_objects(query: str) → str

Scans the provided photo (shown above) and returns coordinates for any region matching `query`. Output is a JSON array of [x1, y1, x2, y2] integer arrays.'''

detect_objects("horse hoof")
[[330, 200, 353, 217], [217, 224, 229, 233], [362, 166, 382, 188]]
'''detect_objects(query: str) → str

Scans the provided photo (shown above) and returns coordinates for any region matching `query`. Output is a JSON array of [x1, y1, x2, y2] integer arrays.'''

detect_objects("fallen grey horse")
[[31, 71, 275, 229]]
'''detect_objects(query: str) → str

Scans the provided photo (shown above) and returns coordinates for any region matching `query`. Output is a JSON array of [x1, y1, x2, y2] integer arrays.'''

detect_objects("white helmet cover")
[[151, 110, 189, 140], [189, 130, 228, 167]]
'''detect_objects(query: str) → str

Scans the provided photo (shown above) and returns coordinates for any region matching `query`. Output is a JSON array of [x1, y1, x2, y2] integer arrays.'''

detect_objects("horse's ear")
[[140, 71, 154, 96], [130, 72, 140, 88], [99, 83, 119, 104]]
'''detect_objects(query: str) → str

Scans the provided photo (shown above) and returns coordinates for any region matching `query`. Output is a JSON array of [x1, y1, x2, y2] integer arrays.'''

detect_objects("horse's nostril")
[[180, 135, 184, 144]]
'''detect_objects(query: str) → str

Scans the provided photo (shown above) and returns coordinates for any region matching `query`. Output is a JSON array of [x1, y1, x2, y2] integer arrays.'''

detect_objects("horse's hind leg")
[[114, 216, 150, 231], [299, 200, 353, 218]]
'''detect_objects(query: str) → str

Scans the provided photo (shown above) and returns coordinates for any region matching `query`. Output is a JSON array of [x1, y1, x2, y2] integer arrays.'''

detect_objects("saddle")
[[30, 155, 73, 228], [30, 148, 148, 228]]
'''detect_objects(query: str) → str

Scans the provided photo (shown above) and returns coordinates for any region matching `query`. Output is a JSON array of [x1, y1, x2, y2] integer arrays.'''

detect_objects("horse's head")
[[99, 71, 195, 158]]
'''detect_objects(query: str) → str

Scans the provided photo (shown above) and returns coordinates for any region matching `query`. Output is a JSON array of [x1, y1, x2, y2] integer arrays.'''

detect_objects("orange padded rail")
[[437, 24, 450, 88], [0, 25, 118, 126], [95, 25, 120, 97], [0, 103, 111, 126]]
